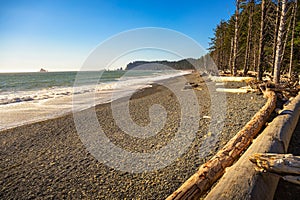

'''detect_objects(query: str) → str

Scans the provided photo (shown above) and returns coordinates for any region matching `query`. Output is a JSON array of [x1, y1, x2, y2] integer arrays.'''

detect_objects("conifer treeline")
[[209, 0, 299, 82]]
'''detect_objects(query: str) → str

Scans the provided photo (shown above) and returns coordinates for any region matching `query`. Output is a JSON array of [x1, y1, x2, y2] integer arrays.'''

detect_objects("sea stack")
[[40, 68, 48, 72]]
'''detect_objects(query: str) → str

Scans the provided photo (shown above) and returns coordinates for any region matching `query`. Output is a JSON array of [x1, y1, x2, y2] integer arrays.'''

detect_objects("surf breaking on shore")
[[0, 70, 190, 131]]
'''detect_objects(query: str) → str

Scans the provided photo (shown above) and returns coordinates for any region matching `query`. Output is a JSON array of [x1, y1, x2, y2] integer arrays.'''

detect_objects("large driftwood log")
[[209, 76, 255, 82], [204, 92, 300, 200], [249, 153, 300, 175], [166, 90, 276, 200], [216, 88, 256, 93]]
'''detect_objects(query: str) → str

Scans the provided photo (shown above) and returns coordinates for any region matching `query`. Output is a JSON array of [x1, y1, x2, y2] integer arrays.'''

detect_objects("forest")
[[209, 0, 299, 83], [126, 0, 299, 84]]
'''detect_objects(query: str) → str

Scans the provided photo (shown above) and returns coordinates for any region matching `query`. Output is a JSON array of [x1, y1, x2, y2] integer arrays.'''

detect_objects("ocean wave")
[[0, 70, 190, 106]]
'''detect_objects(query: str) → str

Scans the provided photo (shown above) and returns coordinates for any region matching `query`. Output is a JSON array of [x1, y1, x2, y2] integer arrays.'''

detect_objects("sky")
[[0, 0, 235, 72]]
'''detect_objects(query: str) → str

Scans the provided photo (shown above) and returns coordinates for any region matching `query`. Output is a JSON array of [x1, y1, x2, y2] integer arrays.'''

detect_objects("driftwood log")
[[209, 76, 255, 82], [166, 90, 276, 200], [216, 88, 256, 93], [204, 92, 300, 200], [250, 153, 300, 185]]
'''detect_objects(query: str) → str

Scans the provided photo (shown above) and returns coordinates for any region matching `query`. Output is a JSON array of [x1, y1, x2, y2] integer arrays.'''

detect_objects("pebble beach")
[[0, 73, 266, 199]]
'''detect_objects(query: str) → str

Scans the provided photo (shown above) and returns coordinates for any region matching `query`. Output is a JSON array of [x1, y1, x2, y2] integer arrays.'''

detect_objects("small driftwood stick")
[[249, 153, 300, 175], [249, 153, 300, 185], [283, 175, 300, 185], [166, 90, 276, 200]]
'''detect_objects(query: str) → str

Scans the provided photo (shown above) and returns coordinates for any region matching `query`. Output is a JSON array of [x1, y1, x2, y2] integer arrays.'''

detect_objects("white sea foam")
[[0, 70, 190, 131]]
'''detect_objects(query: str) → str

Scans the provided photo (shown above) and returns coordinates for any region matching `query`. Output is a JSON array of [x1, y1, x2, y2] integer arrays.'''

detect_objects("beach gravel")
[[0, 73, 266, 199]]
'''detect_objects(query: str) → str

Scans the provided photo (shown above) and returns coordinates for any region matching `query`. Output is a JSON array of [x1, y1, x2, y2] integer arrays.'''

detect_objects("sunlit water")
[[0, 70, 190, 130]]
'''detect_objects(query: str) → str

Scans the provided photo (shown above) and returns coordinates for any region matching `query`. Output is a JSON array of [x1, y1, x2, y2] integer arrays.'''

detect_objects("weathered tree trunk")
[[243, 0, 254, 76], [272, 0, 280, 75], [204, 55, 207, 71], [166, 90, 276, 200], [257, 0, 266, 81], [232, 0, 240, 76], [221, 30, 225, 71], [229, 37, 234, 74], [217, 44, 221, 69], [281, 13, 292, 66], [274, 0, 287, 84], [289, 0, 297, 78], [253, 41, 257, 72]]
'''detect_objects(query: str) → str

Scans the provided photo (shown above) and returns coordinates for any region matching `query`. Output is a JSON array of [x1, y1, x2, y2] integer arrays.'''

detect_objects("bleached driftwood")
[[166, 90, 276, 200], [216, 88, 256, 93], [249, 153, 300, 175], [209, 76, 255, 82], [249, 153, 300, 185], [204, 92, 300, 200], [247, 71, 257, 76]]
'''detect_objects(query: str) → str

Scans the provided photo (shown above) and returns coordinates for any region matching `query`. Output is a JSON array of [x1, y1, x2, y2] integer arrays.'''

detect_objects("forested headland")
[[125, 58, 207, 71]]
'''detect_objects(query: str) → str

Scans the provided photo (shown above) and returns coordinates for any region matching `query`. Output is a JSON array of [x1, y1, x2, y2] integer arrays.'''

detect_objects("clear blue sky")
[[0, 0, 235, 72]]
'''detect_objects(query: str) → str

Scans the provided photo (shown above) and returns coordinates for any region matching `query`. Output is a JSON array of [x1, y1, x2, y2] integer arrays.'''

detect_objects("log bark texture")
[[166, 90, 276, 200], [204, 92, 300, 200]]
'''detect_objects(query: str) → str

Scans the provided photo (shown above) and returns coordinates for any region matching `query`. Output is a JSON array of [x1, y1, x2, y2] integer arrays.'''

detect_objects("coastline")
[[0, 70, 191, 131], [0, 72, 266, 199]]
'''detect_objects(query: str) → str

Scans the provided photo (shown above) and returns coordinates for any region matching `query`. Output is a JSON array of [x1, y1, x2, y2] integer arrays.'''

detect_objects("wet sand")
[[0, 73, 266, 199]]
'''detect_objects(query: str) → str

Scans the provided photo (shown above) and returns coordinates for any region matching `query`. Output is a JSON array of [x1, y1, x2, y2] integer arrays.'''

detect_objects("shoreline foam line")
[[0, 71, 191, 132]]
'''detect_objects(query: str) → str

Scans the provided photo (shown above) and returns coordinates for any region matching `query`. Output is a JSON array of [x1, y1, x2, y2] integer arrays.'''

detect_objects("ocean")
[[0, 70, 190, 130]]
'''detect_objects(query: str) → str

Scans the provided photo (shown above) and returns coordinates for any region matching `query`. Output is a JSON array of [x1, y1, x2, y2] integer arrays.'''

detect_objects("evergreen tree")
[[208, 0, 299, 82]]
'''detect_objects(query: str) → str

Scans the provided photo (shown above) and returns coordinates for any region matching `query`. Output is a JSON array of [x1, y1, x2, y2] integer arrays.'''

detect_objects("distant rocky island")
[[39, 68, 48, 72]]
